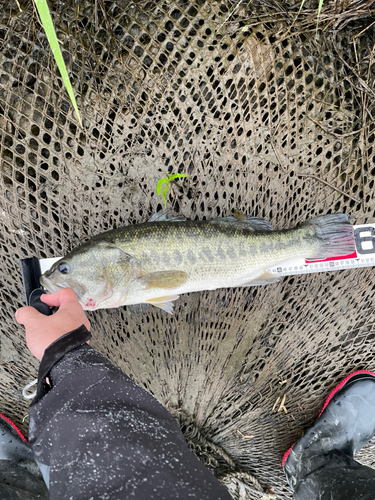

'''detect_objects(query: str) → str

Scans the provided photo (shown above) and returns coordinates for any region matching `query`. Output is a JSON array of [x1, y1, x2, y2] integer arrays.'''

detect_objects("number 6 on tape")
[[354, 227, 375, 254]]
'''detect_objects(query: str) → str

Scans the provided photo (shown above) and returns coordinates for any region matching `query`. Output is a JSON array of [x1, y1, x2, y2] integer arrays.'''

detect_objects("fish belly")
[[119, 227, 316, 306]]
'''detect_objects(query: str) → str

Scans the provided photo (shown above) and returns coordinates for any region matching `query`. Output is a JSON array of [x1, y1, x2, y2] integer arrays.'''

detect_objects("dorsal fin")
[[148, 210, 187, 222], [210, 216, 273, 231]]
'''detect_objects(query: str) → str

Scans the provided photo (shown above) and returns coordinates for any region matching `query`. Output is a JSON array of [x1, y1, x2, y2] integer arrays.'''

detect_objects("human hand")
[[15, 288, 91, 361]]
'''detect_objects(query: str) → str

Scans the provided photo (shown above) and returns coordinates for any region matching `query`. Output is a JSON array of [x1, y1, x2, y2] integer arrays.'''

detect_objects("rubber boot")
[[283, 370, 375, 500], [0, 413, 48, 499]]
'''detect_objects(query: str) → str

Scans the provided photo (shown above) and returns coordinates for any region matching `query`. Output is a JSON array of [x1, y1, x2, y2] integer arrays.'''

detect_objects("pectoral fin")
[[242, 271, 280, 286], [145, 295, 180, 314], [138, 270, 188, 290]]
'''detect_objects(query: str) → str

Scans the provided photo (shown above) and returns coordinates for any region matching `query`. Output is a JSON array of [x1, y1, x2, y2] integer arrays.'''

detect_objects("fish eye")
[[58, 262, 70, 274]]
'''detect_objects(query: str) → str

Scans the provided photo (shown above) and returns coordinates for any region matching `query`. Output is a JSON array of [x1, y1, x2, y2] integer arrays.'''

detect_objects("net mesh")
[[1, 0, 375, 497]]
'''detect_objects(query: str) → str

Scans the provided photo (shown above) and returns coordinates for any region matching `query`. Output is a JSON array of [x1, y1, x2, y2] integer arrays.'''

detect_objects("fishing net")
[[1, 0, 375, 497]]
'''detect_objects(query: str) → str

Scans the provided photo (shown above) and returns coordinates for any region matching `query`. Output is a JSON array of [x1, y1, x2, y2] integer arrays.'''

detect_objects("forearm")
[[28, 328, 231, 500]]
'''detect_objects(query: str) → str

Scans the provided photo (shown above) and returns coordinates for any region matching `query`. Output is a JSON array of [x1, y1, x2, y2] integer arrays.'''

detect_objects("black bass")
[[40, 213, 355, 313]]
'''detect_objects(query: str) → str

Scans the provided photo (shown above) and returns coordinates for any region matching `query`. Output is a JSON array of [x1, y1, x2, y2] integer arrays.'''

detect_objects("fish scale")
[[40, 213, 355, 314]]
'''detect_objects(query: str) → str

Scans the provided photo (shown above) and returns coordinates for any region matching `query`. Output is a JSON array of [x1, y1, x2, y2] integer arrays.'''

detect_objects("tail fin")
[[303, 213, 355, 260]]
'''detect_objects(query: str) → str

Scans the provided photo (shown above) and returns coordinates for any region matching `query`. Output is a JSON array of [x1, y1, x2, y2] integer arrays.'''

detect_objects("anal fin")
[[242, 271, 280, 286], [145, 295, 180, 314]]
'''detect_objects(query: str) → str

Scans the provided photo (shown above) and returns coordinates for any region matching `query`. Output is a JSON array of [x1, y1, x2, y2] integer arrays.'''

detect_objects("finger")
[[15, 306, 44, 326], [41, 288, 78, 307]]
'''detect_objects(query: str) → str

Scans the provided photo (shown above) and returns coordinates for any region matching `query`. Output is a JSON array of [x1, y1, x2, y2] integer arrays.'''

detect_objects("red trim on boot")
[[281, 370, 375, 467], [0, 413, 28, 443], [318, 370, 375, 417], [282, 444, 294, 467]]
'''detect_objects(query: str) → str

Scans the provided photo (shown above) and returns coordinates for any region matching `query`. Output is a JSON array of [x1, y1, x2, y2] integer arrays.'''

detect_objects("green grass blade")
[[316, 0, 324, 32], [162, 184, 169, 208], [291, 0, 307, 28], [33, 0, 82, 126], [157, 178, 169, 195], [168, 173, 187, 181]]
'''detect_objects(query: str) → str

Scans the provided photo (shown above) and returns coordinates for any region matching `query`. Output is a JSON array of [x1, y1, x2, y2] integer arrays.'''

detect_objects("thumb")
[[15, 306, 44, 327], [41, 288, 78, 307]]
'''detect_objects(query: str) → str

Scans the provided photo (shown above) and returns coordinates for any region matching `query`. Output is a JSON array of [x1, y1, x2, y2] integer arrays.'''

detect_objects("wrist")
[[32, 325, 92, 404]]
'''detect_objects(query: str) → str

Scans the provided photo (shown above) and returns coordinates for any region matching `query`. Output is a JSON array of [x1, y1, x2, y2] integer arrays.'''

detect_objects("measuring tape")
[[268, 224, 375, 277]]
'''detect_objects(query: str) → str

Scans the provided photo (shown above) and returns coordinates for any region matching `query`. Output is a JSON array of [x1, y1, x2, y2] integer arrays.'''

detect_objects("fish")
[[40, 212, 355, 314]]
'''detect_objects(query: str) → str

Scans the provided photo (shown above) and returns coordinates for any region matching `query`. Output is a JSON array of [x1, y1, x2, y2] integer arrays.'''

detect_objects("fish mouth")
[[39, 275, 64, 294]]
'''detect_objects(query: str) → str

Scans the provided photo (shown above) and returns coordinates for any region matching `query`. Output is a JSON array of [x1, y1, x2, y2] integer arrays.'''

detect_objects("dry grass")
[[226, 0, 375, 35]]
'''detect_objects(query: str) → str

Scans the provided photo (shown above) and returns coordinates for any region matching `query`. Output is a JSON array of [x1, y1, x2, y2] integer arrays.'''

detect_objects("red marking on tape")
[[306, 250, 357, 264]]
